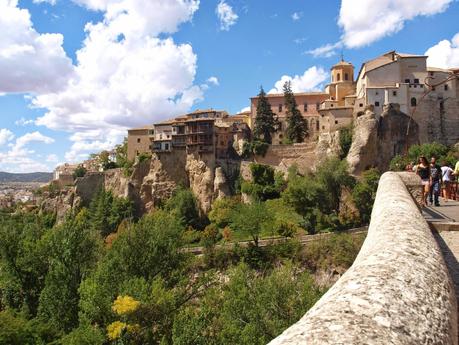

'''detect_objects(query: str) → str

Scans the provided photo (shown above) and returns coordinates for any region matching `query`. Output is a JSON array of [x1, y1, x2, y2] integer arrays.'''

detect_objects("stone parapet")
[[269, 172, 457, 345]]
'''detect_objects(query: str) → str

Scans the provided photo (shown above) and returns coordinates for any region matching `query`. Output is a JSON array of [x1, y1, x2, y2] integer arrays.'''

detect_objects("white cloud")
[[0, 0, 207, 165], [269, 66, 328, 94], [291, 12, 302, 21], [46, 153, 58, 162], [239, 106, 250, 113], [0, 128, 15, 146], [15, 117, 35, 126], [216, 1, 238, 31], [0, 131, 55, 172], [207, 76, 219, 86], [0, 0, 74, 93], [306, 42, 342, 58], [425, 33, 459, 68], [339, 0, 452, 48], [33, 0, 57, 4], [308, 0, 453, 57]]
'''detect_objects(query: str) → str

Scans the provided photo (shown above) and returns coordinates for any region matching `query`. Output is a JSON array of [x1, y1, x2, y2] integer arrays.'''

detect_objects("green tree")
[[230, 202, 272, 247], [0, 214, 51, 316], [339, 124, 353, 159], [284, 81, 307, 143], [253, 87, 278, 144], [37, 211, 102, 331], [241, 164, 285, 201], [165, 187, 201, 229], [73, 165, 87, 179], [208, 197, 241, 228], [352, 169, 380, 224]]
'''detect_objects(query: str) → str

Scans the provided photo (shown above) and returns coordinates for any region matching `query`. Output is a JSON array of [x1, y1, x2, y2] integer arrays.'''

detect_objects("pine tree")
[[284, 81, 308, 143], [253, 87, 278, 144]]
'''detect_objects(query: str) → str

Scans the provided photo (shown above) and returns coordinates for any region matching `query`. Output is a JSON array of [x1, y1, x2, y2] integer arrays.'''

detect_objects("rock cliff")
[[347, 104, 419, 174]]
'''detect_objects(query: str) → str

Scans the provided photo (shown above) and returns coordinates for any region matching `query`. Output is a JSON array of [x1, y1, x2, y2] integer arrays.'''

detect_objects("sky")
[[0, 0, 459, 173]]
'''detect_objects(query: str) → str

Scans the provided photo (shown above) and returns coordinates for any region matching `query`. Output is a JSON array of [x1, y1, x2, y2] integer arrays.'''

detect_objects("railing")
[[269, 172, 457, 345]]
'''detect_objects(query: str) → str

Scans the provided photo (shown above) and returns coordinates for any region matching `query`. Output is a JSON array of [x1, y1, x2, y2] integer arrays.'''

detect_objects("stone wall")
[[269, 172, 457, 345], [74, 172, 104, 206]]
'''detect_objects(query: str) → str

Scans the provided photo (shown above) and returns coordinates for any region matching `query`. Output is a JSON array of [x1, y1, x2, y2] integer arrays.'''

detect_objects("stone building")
[[354, 51, 459, 145], [127, 125, 154, 161], [250, 92, 329, 144]]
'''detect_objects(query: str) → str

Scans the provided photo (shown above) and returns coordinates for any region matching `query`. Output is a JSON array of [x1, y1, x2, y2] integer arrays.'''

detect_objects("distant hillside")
[[0, 171, 53, 183]]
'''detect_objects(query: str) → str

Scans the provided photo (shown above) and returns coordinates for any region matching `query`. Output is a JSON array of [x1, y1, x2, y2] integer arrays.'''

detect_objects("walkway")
[[427, 198, 459, 342]]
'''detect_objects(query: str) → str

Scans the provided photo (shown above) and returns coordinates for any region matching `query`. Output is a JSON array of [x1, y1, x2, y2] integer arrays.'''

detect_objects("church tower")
[[327, 57, 355, 106]]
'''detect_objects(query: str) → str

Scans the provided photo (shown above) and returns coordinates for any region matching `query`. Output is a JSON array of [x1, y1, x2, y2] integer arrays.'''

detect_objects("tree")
[[230, 202, 272, 247], [240, 164, 285, 201], [73, 165, 87, 179], [165, 187, 201, 229], [352, 169, 380, 224], [284, 81, 307, 143], [37, 211, 102, 331], [253, 87, 278, 144]]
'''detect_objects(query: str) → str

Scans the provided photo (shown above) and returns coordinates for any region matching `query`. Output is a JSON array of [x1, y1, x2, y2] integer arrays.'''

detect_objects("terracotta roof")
[[128, 125, 154, 131], [332, 60, 353, 68], [251, 92, 328, 99]]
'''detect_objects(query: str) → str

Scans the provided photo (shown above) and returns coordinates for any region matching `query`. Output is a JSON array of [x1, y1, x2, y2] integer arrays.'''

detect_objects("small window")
[[278, 104, 283, 112], [359, 103, 363, 107], [375, 101, 380, 107], [331, 104, 334, 107], [316, 121, 319, 131], [411, 97, 417, 107], [337, 73, 341, 81], [375, 91, 379, 95], [404, 79, 410, 83], [137, 138, 141, 143], [316, 102, 320, 110], [322, 126, 325, 130], [165, 143, 169, 150], [414, 78, 419, 84], [444, 84, 449, 91], [279, 134, 283, 139], [392, 91, 397, 96], [345, 73, 349, 81], [335, 120, 338, 124], [304, 103, 308, 112]]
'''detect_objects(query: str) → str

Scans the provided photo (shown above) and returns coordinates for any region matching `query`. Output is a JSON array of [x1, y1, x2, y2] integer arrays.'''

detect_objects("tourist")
[[429, 157, 442, 207], [441, 161, 454, 201], [415, 156, 430, 206]]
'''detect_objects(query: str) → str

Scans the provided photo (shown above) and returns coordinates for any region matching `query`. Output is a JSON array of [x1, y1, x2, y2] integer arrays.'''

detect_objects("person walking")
[[429, 157, 442, 206], [441, 161, 454, 201], [415, 156, 430, 207]]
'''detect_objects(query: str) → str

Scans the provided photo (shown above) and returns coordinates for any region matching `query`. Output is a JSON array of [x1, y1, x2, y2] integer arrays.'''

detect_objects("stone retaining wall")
[[269, 172, 457, 345]]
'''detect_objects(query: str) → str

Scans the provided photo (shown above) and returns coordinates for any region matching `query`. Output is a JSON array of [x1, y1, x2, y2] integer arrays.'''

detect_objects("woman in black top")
[[415, 156, 430, 206]]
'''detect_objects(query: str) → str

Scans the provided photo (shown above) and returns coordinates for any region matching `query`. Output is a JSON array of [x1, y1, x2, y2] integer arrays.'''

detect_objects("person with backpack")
[[429, 156, 442, 206]]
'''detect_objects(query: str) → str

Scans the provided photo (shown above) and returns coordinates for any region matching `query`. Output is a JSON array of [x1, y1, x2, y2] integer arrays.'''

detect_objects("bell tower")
[[329, 57, 355, 106]]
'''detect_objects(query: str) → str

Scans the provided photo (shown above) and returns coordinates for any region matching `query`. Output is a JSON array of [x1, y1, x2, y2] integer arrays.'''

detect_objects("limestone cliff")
[[347, 104, 419, 175]]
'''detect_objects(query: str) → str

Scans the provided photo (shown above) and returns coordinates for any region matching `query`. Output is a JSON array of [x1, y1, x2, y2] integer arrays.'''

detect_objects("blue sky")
[[0, 0, 458, 172]]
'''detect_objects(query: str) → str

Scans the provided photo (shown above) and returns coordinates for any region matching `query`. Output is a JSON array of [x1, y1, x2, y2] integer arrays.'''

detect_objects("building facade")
[[127, 126, 154, 161]]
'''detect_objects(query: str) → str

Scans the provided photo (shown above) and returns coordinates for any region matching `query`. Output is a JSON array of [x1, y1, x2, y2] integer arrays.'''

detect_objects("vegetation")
[[73, 165, 87, 179], [390, 142, 457, 171], [339, 124, 353, 159], [253, 87, 278, 144], [0, 150, 377, 344], [284, 81, 308, 143]]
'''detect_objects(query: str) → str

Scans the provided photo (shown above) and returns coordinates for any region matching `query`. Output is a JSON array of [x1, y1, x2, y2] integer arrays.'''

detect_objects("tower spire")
[[340, 50, 344, 62]]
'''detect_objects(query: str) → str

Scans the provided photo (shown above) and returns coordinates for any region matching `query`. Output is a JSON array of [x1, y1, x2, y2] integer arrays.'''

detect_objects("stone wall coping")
[[269, 172, 457, 345]]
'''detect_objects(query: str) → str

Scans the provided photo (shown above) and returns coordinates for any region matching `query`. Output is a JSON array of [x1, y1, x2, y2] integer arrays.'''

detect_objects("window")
[[137, 138, 141, 143], [411, 97, 417, 107], [322, 126, 325, 130], [136, 150, 139, 155], [279, 134, 283, 139], [316, 121, 319, 131], [335, 120, 338, 124], [345, 73, 349, 81], [331, 104, 334, 107], [304, 103, 308, 112], [405, 79, 410, 83], [359, 103, 363, 107], [392, 91, 397, 96], [375, 101, 380, 106], [445, 84, 449, 91], [375, 91, 379, 95], [165, 143, 169, 150], [316, 102, 320, 110], [337, 73, 341, 81], [414, 78, 419, 84], [278, 104, 283, 112]]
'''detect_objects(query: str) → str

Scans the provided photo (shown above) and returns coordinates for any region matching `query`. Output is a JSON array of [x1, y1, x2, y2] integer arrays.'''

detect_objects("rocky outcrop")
[[347, 104, 419, 175], [315, 131, 341, 165], [186, 153, 216, 214], [74, 173, 105, 206], [213, 167, 230, 200]]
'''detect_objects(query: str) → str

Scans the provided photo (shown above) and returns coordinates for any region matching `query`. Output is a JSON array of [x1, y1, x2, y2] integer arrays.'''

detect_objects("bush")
[[58, 325, 104, 345], [73, 165, 87, 179], [339, 124, 353, 159]]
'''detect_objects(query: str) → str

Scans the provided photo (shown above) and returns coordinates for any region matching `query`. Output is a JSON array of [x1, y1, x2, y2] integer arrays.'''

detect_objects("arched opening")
[[345, 73, 349, 81], [337, 73, 341, 81], [411, 97, 417, 107]]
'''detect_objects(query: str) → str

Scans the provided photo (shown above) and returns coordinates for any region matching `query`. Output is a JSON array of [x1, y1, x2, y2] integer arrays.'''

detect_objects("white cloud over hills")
[[0, 0, 210, 168]]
